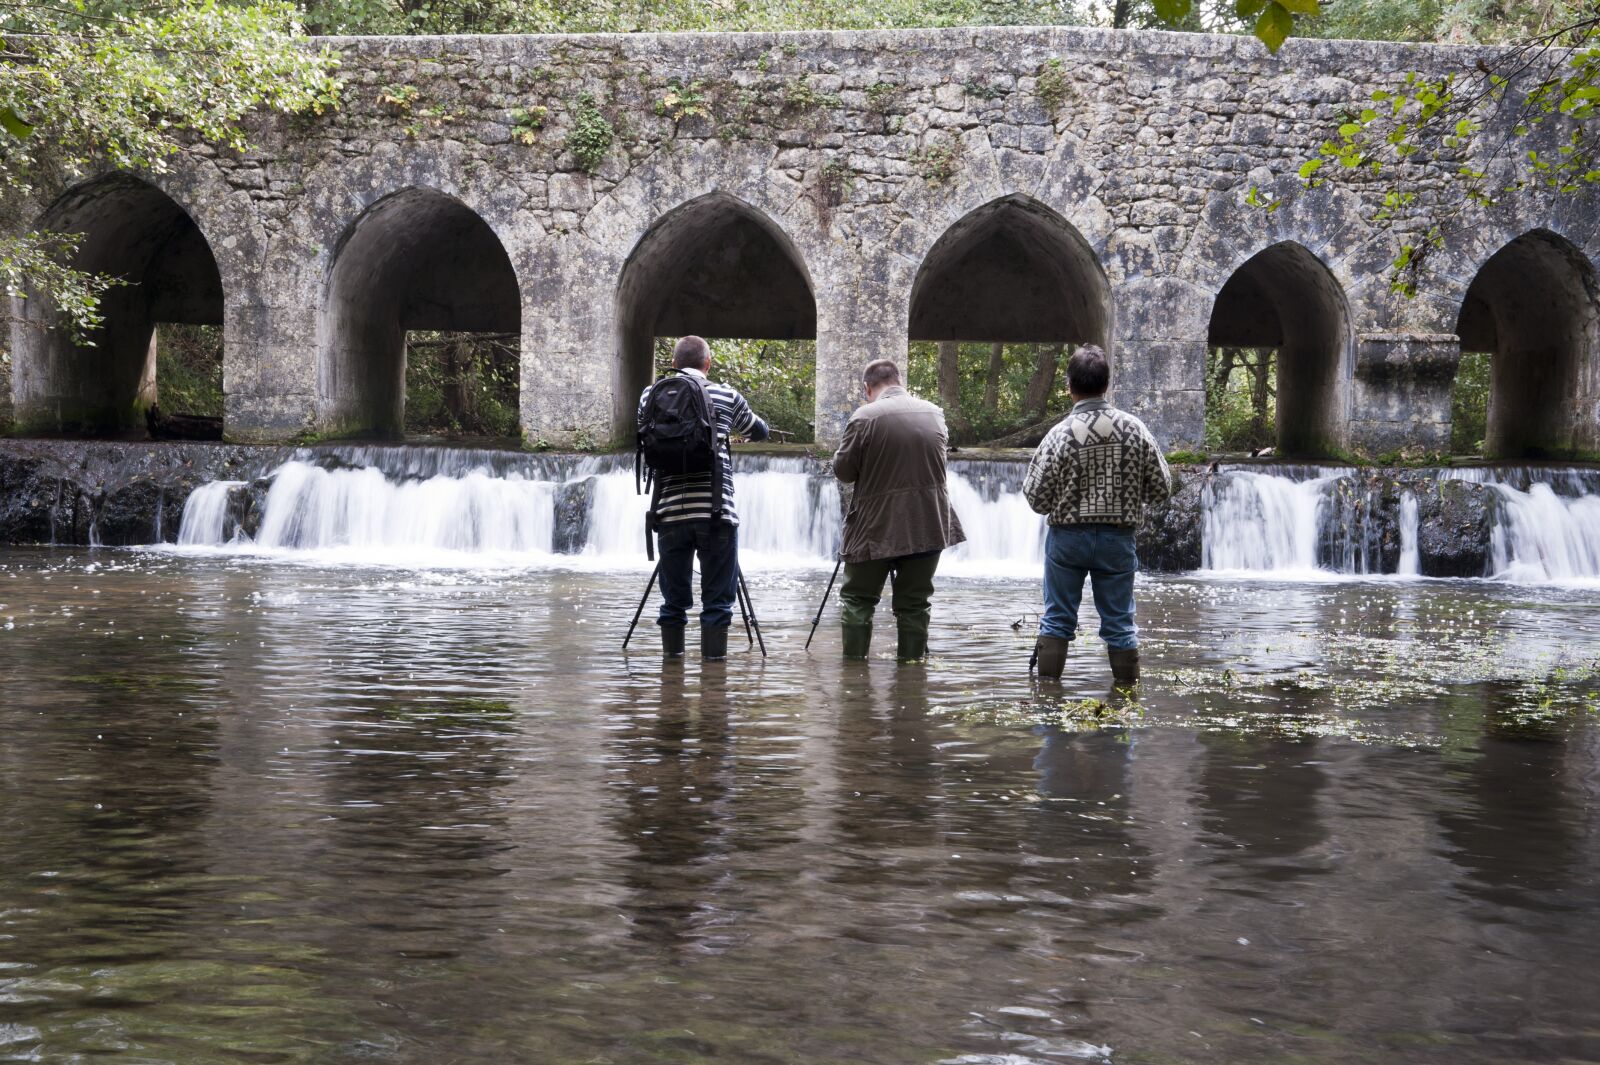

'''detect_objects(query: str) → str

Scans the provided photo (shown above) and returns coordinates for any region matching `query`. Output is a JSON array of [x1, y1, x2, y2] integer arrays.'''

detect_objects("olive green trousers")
[[839, 552, 941, 660]]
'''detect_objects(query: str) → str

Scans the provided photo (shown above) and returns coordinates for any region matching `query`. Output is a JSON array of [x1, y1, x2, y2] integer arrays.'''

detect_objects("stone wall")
[[7, 26, 1600, 454]]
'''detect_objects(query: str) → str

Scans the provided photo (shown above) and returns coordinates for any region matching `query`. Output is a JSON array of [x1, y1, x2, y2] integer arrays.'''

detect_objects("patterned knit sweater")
[[1023, 398, 1172, 528]]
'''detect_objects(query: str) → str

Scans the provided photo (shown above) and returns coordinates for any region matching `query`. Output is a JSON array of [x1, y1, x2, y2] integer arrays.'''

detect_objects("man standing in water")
[[832, 359, 965, 661], [1023, 345, 1171, 684], [639, 335, 769, 661]]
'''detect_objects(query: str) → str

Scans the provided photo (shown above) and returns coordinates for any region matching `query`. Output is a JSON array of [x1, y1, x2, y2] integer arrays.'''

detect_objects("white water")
[[1201, 468, 1332, 575], [1397, 492, 1420, 577], [167, 448, 1600, 584], [1485, 482, 1600, 583], [171, 452, 1043, 573], [1199, 463, 1600, 584]]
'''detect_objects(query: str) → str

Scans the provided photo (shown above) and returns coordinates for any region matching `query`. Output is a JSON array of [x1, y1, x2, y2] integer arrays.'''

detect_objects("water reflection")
[[1, 552, 1598, 1064]]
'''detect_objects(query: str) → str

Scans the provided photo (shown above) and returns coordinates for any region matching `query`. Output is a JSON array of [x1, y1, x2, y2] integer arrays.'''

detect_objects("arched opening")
[[321, 188, 521, 440], [906, 195, 1109, 445], [615, 193, 817, 443], [1454, 230, 1600, 458], [13, 174, 223, 438], [1206, 241, 1350, 456]]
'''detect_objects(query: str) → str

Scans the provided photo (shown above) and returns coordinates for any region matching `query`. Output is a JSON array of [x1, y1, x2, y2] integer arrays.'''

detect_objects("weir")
[[161, 447, 1600, 585]]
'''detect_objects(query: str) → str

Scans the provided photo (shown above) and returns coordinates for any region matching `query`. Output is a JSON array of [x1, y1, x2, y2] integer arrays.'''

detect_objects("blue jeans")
[[1040, 524, 1139, 650], [656, 520, 738, 630]]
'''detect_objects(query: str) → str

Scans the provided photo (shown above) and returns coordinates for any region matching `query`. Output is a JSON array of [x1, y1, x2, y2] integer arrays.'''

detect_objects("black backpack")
[[636, 371, 725, 557]]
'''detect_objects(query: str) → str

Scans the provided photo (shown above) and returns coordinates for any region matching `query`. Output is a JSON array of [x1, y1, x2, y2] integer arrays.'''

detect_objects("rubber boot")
[[661, 624, 686, 658], [1108, 647, 1140, 685], [701, 625, 729, 661], [896, 624, 928, 663], [1033, 635, 1070, 680], [841, 623, 873, 660]]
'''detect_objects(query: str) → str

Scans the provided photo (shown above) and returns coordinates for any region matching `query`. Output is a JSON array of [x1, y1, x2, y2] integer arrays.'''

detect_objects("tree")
[[1, 2, 340, 342], [1292, 5, 1598, 293]]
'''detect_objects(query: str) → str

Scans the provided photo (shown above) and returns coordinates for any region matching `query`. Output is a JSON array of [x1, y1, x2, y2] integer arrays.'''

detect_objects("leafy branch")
[[1296, 16, 1600, 294]]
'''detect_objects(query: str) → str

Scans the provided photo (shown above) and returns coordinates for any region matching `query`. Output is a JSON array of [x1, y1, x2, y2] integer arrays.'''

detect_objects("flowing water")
[[1, 545, 1598, 1065], [168, 449, 1600, 584]]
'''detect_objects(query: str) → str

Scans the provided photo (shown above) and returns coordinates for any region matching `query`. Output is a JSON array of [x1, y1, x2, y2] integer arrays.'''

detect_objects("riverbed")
[[1, 549, 1597, 1064]]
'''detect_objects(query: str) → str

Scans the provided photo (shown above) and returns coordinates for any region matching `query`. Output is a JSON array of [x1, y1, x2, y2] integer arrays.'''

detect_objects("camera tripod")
[[621, 561, 767, 656]]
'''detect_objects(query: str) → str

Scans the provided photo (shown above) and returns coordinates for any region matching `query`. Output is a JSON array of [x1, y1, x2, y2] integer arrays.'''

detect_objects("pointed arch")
[[908, 194, 1110, 345], [1208, 241, 1353, 456], [614, 192, 816, 439], [319, 186, 520, 439], [1455, 229, 1600, 458], [12, 173, 223, 437]]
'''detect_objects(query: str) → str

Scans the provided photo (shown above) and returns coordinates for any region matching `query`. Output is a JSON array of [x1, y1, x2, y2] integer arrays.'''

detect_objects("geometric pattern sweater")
[[1023, 398, 1173, 528]]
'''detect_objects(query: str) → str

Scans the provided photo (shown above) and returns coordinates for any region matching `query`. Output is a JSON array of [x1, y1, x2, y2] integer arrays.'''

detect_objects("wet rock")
[[0, 440, 288, 546], [1414, 478, 1495, 577], [1137, 466, 1203, 573], [554, 475, 595, 554], [1317, 470, 1402, 574]]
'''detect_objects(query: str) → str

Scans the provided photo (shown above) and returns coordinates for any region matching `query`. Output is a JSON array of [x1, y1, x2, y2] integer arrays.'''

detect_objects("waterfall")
[[1397, 492, 1419, 577], [1483, 481, 1600, 583], [169, 447, 1049, 572], [178, 480, 244, 546], [1201, 467, 1333, 573], [165, 445, 1600, 584]]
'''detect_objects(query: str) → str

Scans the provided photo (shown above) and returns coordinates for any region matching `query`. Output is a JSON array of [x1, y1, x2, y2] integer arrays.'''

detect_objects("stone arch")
[[12, 173, 224, 437], [907, 194, 1110, 346], [613, 191, 817, 439], [1207, 241, 1353, 456], [318, 187, 520, 438], [1455, 229, 1600, 458]]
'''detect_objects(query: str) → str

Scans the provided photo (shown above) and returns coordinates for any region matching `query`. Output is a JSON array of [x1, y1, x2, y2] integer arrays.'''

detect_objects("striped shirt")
[[638, 368, 767, 525]]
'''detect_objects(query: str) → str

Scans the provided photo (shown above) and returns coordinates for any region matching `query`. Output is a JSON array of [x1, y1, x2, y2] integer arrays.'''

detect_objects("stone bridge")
[[8, 26, 1600, 455]]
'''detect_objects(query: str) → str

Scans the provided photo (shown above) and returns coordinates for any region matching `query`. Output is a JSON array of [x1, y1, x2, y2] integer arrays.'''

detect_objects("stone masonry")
[[7, 26, 1600, 454]]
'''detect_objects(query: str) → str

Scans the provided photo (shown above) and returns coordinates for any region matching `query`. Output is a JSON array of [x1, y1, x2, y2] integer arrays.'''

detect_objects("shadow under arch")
[[12, 173, 223, 437], [908, 195, 1110, 345], [1208, 241, 1352, 456], [1455, 229, 1600, 458], [319, 187, 520, 439], [614, 192, 816, 440]]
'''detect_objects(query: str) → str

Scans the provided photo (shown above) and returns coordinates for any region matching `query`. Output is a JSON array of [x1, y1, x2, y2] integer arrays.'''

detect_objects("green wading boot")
[[1033, 636, 1070, 680], [896, 625, 929, 663], [661, 625, 686, 658], [701, 626, 729, 661], [1108, 647, 1140, 685], [841, 623, 873, 660]]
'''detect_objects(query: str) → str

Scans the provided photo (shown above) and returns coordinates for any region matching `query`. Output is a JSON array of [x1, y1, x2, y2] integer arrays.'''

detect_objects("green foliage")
[[510, 105, 547, 144], [564, 92, 614, 173], [1205, 346, 1276, 452], [154, 324, 224, 418], [865, 80, 899, 112], [904, 341, 1073, 443], [1295, 11, 1600, 294], [1035, 59, 1070, 112], [656, 78, 710, 122], [653, 338, 816, 442], [912, 140, 961, 183], [404, 333, 520, 439], [783, 79, 841, 112], [1, 1, 340, 344], [1450, 349, 1489, 456]]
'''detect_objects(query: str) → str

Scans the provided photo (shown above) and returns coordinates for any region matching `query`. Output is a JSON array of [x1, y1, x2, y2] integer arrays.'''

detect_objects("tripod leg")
[[806, 556, 844, 646], [622, 563, 660, 650], [735, 571, 755, 649], [738, 568, 767, 657]]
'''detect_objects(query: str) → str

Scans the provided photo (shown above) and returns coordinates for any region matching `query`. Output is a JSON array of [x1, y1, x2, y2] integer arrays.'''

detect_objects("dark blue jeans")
[[1040, 524, 1139, 650], [655, 520, 738, 630]]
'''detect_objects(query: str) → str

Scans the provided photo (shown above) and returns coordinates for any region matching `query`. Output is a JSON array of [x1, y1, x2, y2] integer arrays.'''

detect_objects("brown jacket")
[[832, 386, 966, 563]]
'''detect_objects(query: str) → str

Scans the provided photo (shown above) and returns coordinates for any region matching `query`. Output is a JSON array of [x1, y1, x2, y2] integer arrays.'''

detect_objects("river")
[[1, 545, 1597, 1064]]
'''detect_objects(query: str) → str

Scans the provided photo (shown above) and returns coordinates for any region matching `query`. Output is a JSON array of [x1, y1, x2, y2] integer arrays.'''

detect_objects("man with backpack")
[[637, 335, 770, 661]]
